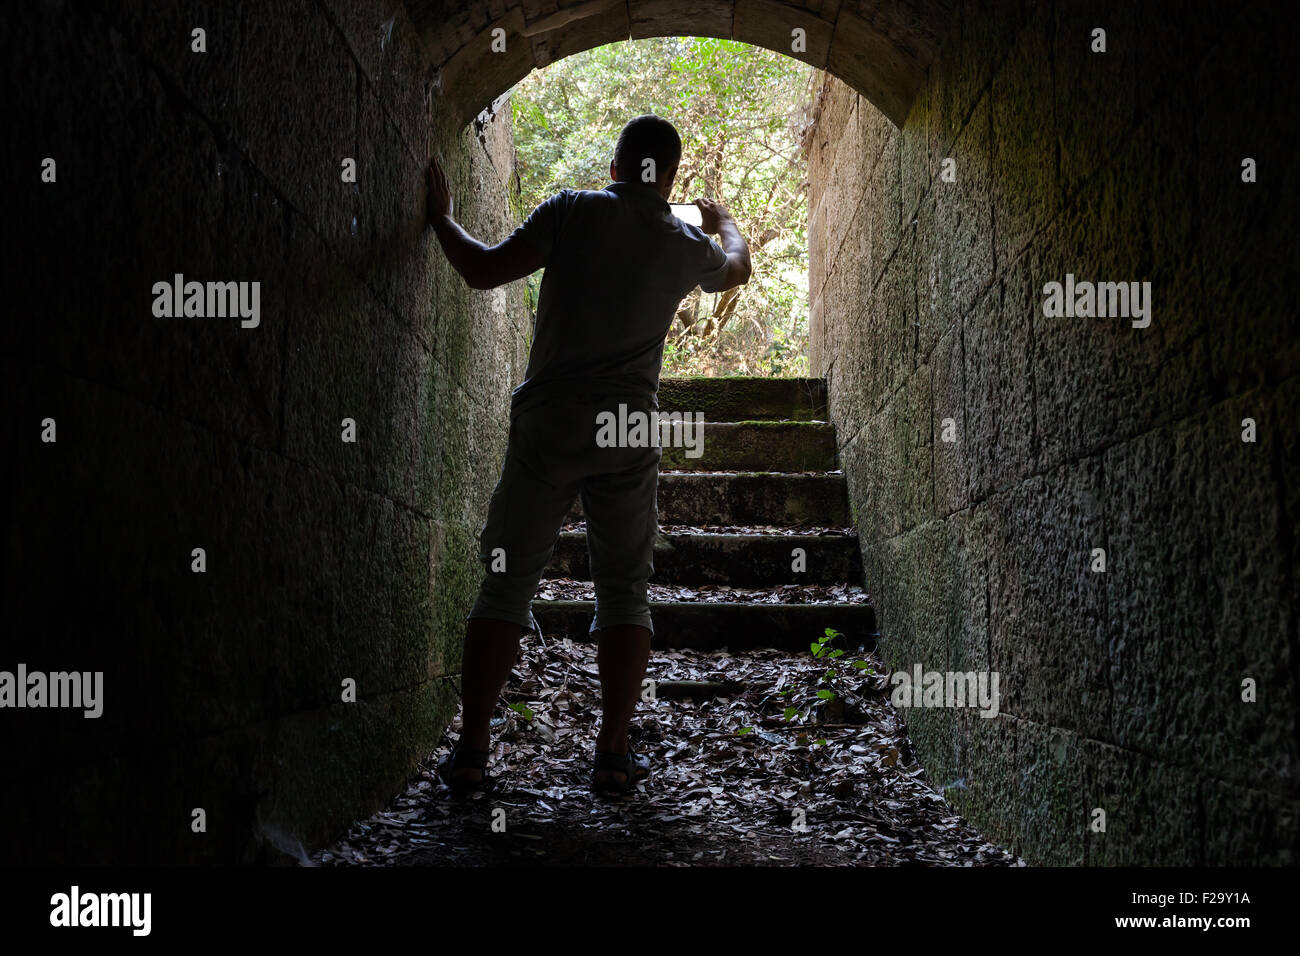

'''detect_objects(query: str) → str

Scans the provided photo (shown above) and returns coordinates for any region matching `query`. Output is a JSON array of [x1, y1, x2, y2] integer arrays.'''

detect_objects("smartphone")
[[668, 202, 703, 228]]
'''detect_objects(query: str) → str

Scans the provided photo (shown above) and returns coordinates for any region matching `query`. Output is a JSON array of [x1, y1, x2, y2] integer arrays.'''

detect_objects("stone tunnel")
[[2, 0, 1295, 865]]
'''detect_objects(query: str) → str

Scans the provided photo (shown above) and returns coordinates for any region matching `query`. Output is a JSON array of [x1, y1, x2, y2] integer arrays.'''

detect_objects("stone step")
[[533, 600, 878, 652], [566, 471, 851, 527], [658, 377, 828, 422], [548, 530, 862, 586], [658, 421, 838, 472]]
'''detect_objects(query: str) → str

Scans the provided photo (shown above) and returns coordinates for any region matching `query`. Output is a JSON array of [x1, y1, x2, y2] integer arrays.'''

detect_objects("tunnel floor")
[[313, 635, 1020, 867]]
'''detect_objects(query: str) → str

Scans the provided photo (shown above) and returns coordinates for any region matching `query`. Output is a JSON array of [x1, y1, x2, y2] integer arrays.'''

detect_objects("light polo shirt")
[[506, 180, 731, 417]]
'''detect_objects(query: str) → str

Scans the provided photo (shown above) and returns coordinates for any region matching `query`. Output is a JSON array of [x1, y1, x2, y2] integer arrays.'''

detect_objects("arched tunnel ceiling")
[[409, 0, 956, 131]]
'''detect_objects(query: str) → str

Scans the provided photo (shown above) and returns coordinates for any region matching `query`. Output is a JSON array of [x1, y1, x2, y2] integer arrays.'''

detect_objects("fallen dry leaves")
[[535, 578, 870, 605], [314, 634, 1022, 867]]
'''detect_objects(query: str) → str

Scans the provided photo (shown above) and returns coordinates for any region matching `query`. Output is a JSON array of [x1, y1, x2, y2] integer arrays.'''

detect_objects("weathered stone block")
[[356, 88, 435, 340], [734, 0, 834, 69], [1199, 392, 1297, 791], [868, 127, 904, 277], [628, 0, 735, 40], [989, 0, 1055, 270], [238, 0, 358, 241], [1080, 740, 1202, 865], [930, 92, 993, 333], [1202, 780, 1300, 866], [857, 93, 896, 184], [827, 6, 929, 127], [1275, 377, 1300, 636], [1131, 0, 1238, 117], [1104, 419, 1217, 766], [1053, 0, 1135, 201], [823, 100, 865, 277], [321, 0, 407, 89], [1032, 189, 1209, 473], [436, 8, 537, 132], [530, 5, 631, 69], [894, 362, 933, 534], [110, 0, 245, 138], [828, 307, 872, 440], [1013, 720, 1085, 865], [931, 324, 969, 516], [282, 271, 436, 511], [258, 681, 448, 860], [898, 71, 932, 221], [1000, 460, 1111, 740], [965, 274, 1031, 501], [1194, 18, 1298, 394], [946, 707, 1020, 854], [809, 292, 826, 374], [928, 0, 1021, 161], [434, 520, 486, 676], [807, 194, 829, 302]]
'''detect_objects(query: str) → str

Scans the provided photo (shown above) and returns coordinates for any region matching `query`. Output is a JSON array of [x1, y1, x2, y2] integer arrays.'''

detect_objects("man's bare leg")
[[452, 617, 528, 785], [594, 624, 652, 787]]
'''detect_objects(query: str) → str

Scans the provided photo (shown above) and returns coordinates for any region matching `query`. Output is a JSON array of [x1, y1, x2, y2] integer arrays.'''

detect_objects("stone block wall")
[[807, 0, 1298, 864], [1, 0, 527, 862]]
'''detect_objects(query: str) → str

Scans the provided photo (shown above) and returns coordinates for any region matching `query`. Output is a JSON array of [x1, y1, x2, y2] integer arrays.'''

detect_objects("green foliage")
[[510, 37, 814, 377], [508, 700, 534, 721], [777, 628, 876, 734]]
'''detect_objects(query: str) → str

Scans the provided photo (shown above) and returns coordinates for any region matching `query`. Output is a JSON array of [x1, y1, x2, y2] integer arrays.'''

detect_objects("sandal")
[[436, 746, 491, 794], [591, 742, 651, 794]]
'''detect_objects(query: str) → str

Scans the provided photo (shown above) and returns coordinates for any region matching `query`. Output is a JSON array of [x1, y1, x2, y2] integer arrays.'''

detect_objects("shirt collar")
[[605, 180, 671, 213]]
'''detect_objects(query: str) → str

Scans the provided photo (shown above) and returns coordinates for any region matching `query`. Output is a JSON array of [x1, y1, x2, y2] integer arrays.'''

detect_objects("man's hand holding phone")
[[694, 197, 734, 235], [691, 197, 751, 289]]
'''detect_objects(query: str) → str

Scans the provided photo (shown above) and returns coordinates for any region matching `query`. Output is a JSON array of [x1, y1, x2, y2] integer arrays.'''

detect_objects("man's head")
[[610, 114, 681, 199]]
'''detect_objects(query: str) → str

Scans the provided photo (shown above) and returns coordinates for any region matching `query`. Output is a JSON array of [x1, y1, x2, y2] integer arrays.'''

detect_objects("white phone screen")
[[669, 203, 703, 228]]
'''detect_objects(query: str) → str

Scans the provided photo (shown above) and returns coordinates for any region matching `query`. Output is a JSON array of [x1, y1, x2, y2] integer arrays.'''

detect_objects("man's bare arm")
[[427, 157, 545, 290], [696, 198, 752, 290]]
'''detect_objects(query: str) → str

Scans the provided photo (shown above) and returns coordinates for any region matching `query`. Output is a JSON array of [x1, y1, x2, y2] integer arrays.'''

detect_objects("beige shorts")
[[467, 394, 660, 635]]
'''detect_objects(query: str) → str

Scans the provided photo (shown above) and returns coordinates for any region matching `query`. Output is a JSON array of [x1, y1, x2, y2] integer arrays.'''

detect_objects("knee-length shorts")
[[467, 394, 660, 636]]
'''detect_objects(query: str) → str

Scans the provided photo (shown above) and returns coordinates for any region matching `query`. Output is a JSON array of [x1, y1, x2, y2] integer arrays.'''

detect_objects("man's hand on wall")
[[427, 155, 453, 225]]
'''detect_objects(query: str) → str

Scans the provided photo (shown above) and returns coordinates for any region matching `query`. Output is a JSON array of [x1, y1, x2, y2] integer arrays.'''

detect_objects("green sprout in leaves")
[[508, 701, 534, 721], [756, 627, 879, 744]]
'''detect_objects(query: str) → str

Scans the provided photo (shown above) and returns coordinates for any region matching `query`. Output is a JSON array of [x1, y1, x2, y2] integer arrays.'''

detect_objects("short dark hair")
[[613, 114, 682, 185]]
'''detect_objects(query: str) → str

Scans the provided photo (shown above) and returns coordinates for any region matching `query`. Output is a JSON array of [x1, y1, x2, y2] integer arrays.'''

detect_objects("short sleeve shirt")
[[507, 181, 732, 416]]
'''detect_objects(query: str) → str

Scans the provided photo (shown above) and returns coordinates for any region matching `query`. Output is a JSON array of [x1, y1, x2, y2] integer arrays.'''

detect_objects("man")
[[426, 114, 751, 794]]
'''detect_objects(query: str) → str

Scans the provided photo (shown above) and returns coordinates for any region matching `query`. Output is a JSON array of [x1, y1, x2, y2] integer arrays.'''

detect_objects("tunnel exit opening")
[[499, 35, 817, 377], [421, 0, 952, 379]]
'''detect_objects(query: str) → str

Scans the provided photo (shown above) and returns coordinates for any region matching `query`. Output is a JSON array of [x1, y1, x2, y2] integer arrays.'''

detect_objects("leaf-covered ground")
[[570, 521, 857, 536], [536, 577, 871, 606], [313, 635, 1021, 867]]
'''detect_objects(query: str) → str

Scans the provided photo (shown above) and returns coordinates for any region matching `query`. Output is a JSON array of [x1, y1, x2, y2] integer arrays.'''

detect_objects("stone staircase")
[[533, 378, 877, 652]]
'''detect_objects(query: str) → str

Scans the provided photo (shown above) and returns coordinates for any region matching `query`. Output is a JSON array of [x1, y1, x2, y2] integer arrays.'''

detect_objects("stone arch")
[[409, 0, 957, 131]]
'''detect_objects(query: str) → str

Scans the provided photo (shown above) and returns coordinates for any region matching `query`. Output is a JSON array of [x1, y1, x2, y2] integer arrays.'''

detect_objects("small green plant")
[[507, 701, 534, 721], [736, 628, 877, 741], [783, 628, 875, 726]]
